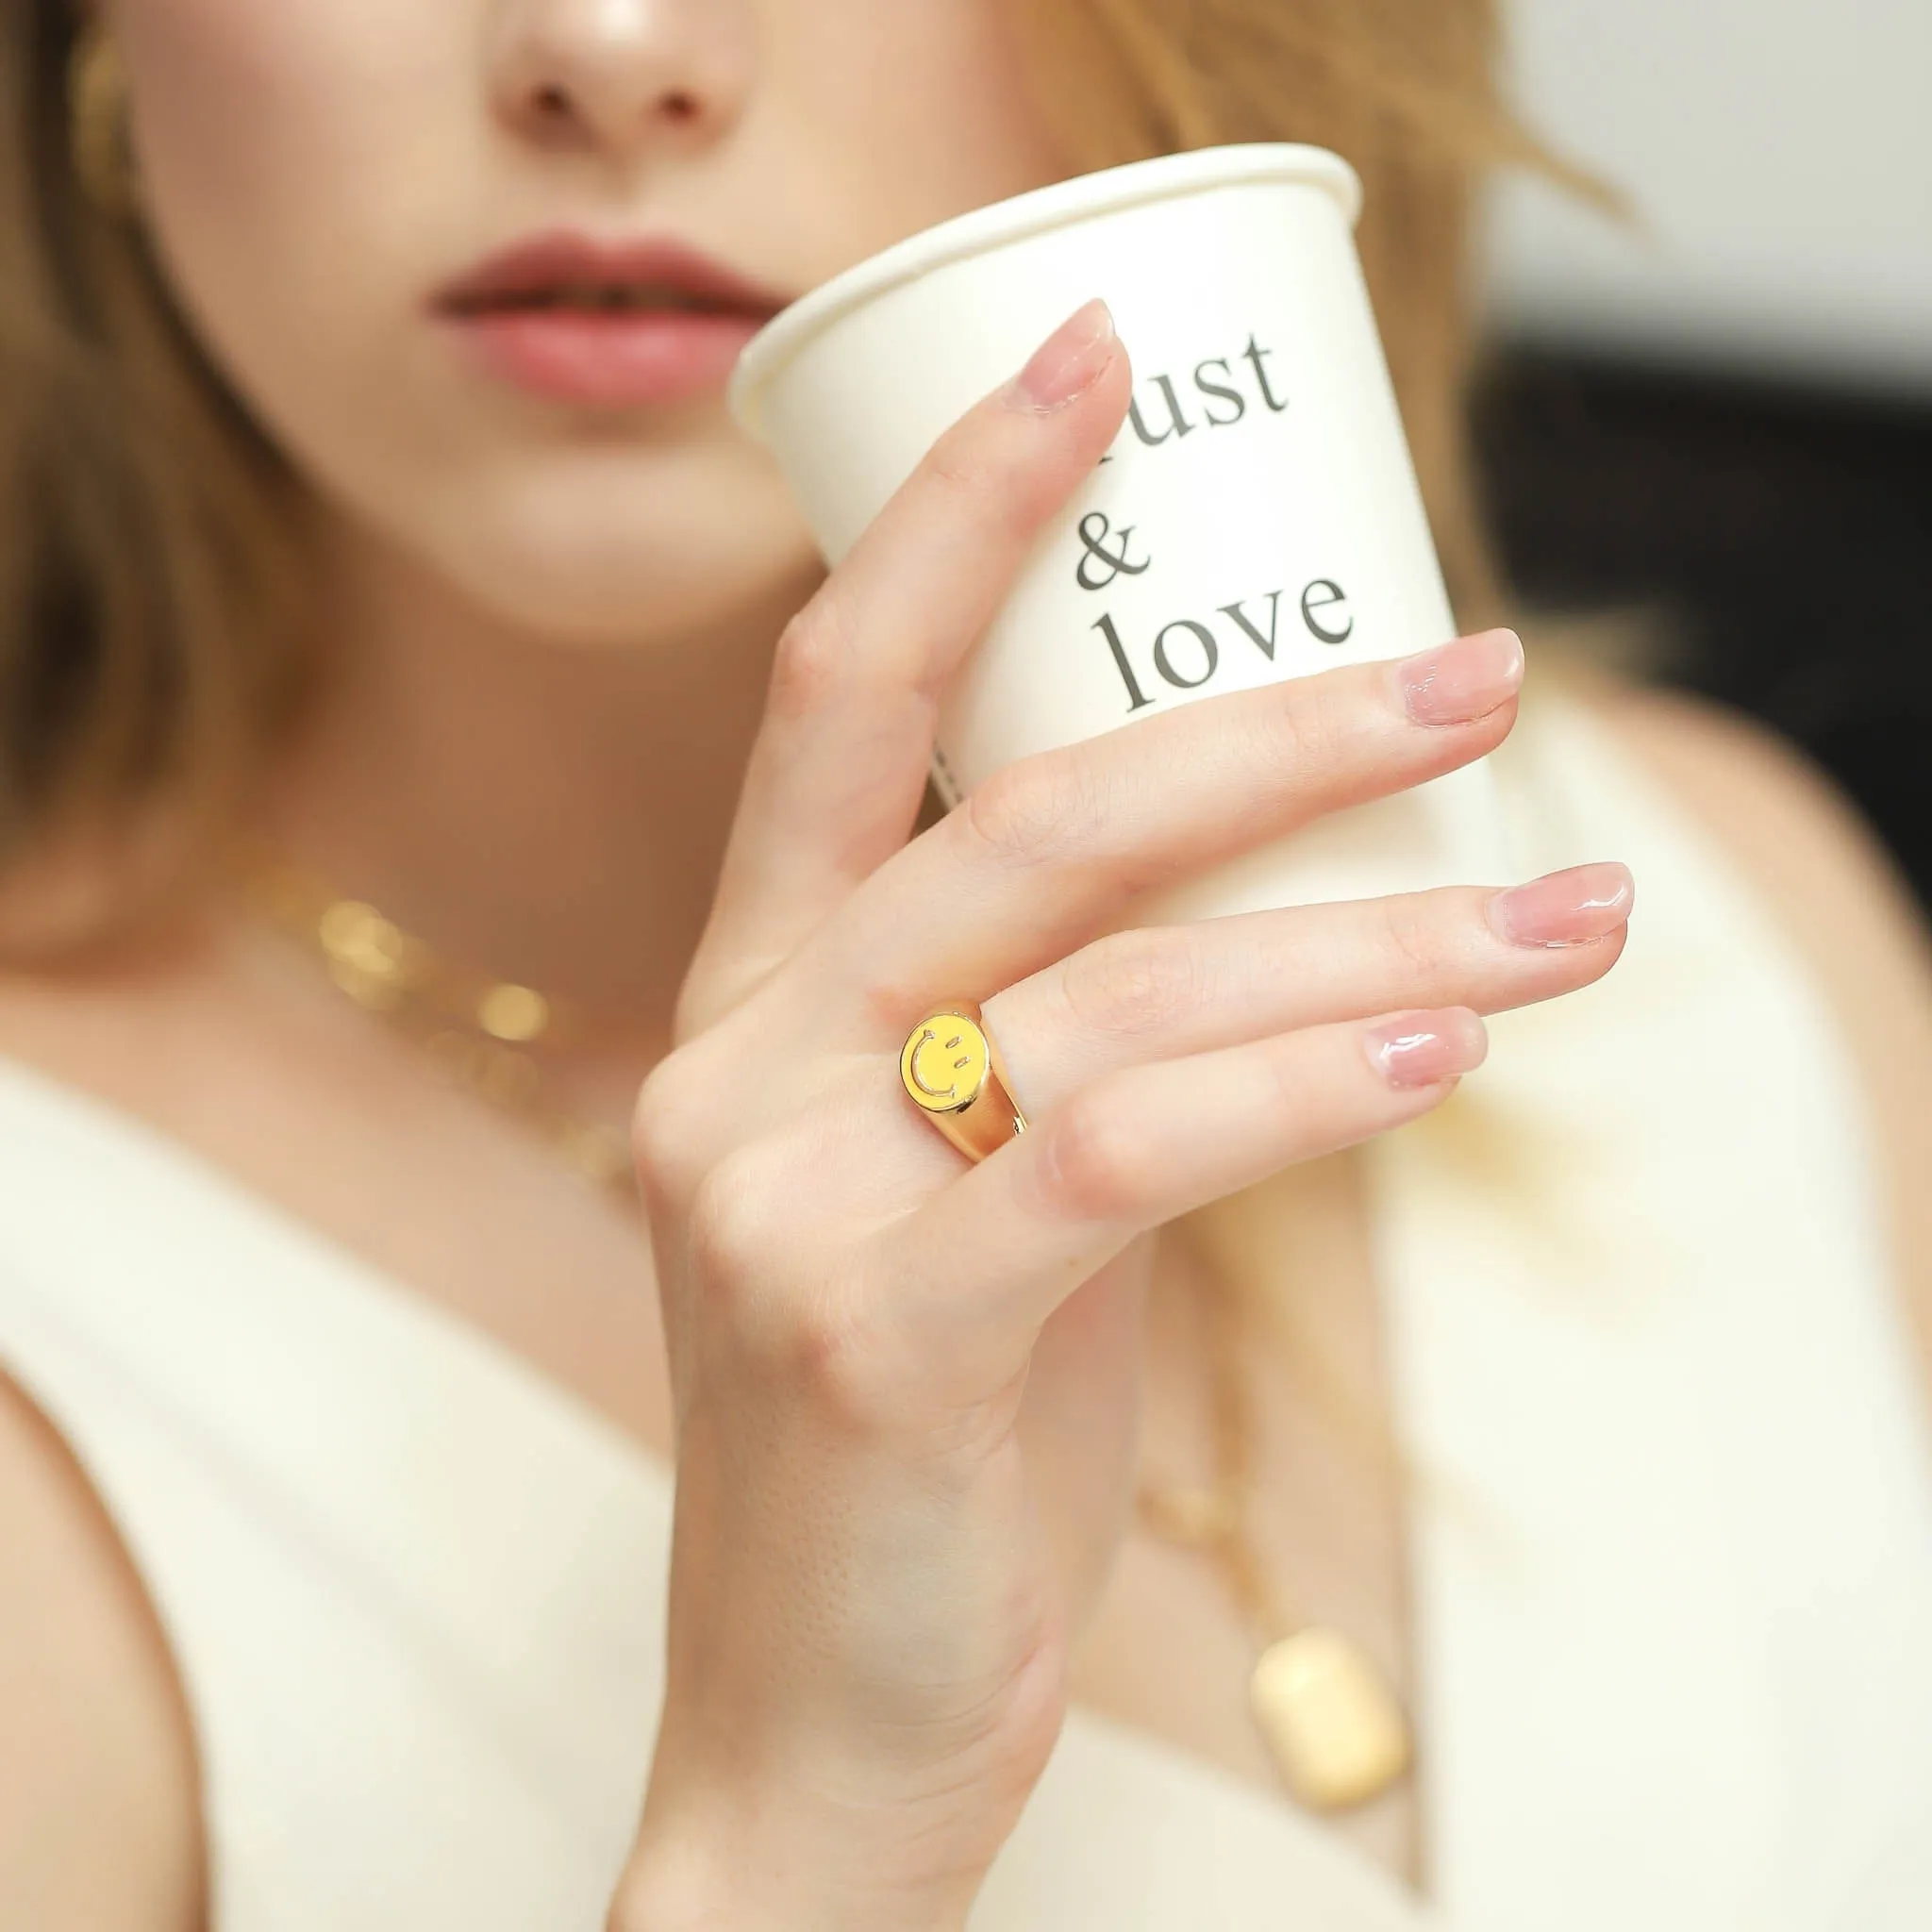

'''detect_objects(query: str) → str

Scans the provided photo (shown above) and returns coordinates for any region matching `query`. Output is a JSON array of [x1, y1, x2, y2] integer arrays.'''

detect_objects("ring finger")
[[981, 860, 1634, 1112]]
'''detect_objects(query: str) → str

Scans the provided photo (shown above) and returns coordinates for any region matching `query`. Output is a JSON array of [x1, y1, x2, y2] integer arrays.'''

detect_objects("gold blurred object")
[[68, 22, 141, 216], [478, 982, 550, 1044], [1250, 1628, 1413, 1810], [240, 852, 634, 1199], [1135, 1238, 1412, 1813]]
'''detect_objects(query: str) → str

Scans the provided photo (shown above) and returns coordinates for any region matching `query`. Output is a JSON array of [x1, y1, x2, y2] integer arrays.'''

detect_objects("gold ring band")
[[899, 1000, 1028, 1163]]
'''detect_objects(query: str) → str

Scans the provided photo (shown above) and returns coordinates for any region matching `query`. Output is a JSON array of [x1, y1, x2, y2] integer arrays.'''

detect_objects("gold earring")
[[68, 21, 140, 215]]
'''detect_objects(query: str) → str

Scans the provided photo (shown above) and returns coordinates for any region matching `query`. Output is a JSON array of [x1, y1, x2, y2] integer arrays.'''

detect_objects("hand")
[[611, 300, 1632, 1932]]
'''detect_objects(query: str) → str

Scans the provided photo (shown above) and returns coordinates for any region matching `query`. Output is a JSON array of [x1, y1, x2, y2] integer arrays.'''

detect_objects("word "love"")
[[1092, 580, 1354, 711]]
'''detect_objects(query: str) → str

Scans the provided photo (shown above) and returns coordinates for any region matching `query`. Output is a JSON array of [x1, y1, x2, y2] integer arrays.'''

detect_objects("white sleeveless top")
[[3, 695, 1931, 1931]]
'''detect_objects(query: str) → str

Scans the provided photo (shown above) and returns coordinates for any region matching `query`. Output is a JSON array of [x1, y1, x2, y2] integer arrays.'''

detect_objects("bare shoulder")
[[0, 923, 208, 1929], [1591, 683, 1932, 1360], [0, 1366, 204, 1926]]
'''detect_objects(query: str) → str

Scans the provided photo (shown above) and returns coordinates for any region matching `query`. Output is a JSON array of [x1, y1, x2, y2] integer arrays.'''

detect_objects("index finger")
[[684, 299, 1131, 1036]]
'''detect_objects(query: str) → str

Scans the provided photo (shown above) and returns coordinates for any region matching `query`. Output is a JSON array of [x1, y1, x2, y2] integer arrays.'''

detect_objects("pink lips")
[[431, 233, 787, 408]]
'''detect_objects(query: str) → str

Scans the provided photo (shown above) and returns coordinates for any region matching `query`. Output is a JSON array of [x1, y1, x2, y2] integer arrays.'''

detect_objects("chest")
[[11, 949, 1932, 1931]]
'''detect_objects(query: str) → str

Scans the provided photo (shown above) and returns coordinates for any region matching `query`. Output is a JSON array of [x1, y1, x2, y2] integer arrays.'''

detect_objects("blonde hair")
[[1, 8, 314, 953]]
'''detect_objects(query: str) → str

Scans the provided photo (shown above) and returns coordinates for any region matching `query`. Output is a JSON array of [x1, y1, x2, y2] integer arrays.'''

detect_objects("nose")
[[488, 0, 754, 161]]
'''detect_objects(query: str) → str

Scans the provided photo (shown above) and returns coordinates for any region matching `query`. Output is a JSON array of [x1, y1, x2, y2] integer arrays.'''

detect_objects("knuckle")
[[1061, 927, 1209, 1042], [715, 1291, 895, 1435], [630, 1048, 715, 1200], [683, 1141, 784, 1290], [774, 1290, 900, 1434], [1256, 1030, 1316, 1119], [1259, 677, 1355, 776], [767, 601, 855, 720], [1379, 895, 1453, 979], [920, 429, 991, 506], [682, 1146, 900, 1430], [957, 751, 1104, 872], [921, 425, 1067, 559], [920, 403, 1023, 517], [839, 953, 932, 1045], [1033, 1084, 1158, 1223]]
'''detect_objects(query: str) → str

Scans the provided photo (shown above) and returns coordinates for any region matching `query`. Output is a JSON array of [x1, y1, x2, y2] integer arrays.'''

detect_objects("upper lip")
[[431, 231, 790, 319]]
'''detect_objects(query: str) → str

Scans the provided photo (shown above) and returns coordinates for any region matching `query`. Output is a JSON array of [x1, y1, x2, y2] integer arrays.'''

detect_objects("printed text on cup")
[[1086, 332, 1352, 711]]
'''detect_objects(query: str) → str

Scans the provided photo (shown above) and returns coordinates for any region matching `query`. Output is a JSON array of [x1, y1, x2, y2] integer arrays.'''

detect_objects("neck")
[[258, 515, 821, 1075]]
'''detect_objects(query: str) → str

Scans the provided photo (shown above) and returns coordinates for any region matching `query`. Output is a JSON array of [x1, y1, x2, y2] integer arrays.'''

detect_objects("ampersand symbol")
[[1074, 512, 1152, 591]]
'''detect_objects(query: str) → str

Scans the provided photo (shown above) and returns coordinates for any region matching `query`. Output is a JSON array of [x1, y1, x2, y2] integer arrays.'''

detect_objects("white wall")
[[1483, 0, 1932, 394]]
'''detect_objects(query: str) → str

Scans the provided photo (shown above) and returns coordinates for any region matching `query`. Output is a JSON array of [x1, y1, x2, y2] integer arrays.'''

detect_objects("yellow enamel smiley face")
[[900, 1012, 991, 1115]]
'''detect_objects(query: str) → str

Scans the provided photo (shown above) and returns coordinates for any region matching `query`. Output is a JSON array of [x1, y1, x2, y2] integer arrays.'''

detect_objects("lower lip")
[[440, 306, 768, 408]]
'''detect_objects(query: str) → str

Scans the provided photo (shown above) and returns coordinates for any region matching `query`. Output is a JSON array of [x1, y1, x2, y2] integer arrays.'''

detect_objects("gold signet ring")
[[899, 1000, 1028, 1163]]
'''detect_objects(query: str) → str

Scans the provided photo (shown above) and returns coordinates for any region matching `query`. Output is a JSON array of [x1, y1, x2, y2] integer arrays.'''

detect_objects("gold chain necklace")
[[1135, 1238, 1412, 1811], [241, 852, 636, 1199], [240, 851, 1411, 1813]]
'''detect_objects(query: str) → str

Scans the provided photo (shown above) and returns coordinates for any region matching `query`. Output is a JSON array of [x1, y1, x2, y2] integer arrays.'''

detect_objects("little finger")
[[866, 1007, 1486, 1394]]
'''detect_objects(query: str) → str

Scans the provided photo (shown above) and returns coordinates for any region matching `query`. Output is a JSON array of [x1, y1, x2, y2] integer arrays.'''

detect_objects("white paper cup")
[[729, 143, 1515, 927]]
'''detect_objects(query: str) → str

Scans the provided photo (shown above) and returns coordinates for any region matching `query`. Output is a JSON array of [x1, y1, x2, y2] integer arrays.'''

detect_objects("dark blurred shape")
[[1474, 346, 1932, 913]]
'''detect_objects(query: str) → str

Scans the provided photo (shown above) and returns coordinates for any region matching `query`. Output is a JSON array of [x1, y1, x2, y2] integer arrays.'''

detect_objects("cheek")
[[761, 0, 1072, 271], [121, 0, 463, 402]]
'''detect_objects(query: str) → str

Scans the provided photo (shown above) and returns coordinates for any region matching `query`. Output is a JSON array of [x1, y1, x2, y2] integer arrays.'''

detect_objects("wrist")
[[613, 1769, 981, 1932], [612, 1845, 970, 1932]]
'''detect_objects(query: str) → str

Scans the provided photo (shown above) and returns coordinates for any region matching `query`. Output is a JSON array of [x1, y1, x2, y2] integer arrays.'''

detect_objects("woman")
[[1, 2, 1928, 1927]]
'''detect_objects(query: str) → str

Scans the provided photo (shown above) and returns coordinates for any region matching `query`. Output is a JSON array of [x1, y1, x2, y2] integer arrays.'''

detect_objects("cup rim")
[[727, 142, 1361, 437]]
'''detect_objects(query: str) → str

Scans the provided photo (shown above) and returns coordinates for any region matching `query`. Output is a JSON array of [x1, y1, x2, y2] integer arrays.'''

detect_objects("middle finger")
[[805, 625, 1526, 1043]]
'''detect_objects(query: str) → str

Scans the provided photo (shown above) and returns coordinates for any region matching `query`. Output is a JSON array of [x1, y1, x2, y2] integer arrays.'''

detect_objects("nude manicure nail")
[[1363, 1008, 1489, 1090], [1006, 298, 1117, 412], [1395, 628, 1524, 726], [1486, 862, 1636, 947]]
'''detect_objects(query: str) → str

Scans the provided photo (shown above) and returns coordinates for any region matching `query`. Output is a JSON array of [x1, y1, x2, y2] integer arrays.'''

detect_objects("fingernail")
[[1486, 861, 1635, 947], [1006, 298, 1116, 412], [1364, 1008, 1488, 1090], [1395, 628, 1524, 726]]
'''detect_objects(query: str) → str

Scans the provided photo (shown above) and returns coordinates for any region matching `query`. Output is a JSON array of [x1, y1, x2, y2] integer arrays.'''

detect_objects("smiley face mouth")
[[907, 1024, 985, 1105]]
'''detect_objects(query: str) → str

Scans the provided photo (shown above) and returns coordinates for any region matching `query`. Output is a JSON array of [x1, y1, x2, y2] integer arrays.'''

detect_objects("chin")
[[394, 437, 822, 648]]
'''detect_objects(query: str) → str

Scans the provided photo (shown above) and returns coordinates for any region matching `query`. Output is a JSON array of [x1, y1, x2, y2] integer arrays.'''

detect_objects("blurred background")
[[1474, 0, 1930, 908]]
